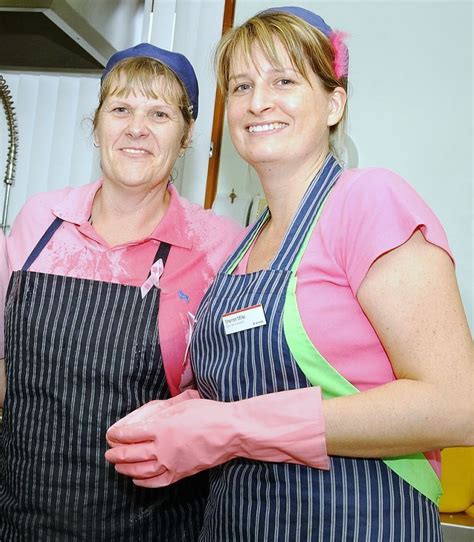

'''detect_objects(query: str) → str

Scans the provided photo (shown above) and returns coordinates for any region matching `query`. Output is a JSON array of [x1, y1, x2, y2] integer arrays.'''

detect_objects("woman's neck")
[[245, 150, 330, 273], [255, 149, 329, 231], [90, 180, 171, 247]]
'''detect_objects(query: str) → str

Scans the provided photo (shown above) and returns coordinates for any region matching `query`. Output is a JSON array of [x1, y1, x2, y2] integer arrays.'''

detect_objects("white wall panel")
[[0, 72, 101, 230], [31, 78, 58, 193], [50, 77, 80, 187], [170, 0, 225, 203]]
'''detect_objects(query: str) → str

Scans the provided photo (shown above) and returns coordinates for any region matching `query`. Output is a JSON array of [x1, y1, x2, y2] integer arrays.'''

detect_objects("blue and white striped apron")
[[191, 155, 443, 541], [0, 217, 207, 541]]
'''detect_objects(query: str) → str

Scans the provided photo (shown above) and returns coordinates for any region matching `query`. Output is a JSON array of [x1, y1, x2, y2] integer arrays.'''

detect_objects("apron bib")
[[0, 218, 207, 541], [191, 154, 443, 542]]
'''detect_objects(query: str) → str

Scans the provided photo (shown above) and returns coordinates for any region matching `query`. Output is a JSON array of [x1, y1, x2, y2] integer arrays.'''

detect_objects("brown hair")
[[93, 56, 193, 144], [215, 10, 348, 153]]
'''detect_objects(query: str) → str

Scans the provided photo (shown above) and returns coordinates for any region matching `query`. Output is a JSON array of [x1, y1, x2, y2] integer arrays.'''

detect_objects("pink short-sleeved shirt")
[[299, 168, 452, 475], [0, 180, 243, 396], [237, 168, 452, 475], [295, 168, 452, 392], [239, 168, 452, 390]]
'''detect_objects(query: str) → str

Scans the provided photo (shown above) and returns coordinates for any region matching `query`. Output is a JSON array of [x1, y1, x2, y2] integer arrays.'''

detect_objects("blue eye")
[[233, 83, 251, 93], [152, 110, 168, 119], [277, 79, 294, 86], [112, 107, 128, 114]]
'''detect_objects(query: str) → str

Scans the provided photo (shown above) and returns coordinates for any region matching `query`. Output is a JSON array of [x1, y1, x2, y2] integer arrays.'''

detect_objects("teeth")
[[248, 123, 287, 133], [123, 148, 147, 154]]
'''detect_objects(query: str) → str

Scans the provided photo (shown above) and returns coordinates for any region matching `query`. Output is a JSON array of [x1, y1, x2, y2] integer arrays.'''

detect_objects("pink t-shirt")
[[296, 168, 452, 391], [0, 181, 243, 396], [237, 168, 452, 475]]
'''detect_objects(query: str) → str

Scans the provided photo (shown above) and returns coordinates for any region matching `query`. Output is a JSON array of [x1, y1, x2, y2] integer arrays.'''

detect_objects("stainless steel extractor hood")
[[0, 0, 119, 72]]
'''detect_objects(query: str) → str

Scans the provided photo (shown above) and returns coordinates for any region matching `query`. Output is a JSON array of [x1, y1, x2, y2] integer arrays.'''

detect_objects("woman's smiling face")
[[95, 76, 191, 192], [226, 40, 339, 172]]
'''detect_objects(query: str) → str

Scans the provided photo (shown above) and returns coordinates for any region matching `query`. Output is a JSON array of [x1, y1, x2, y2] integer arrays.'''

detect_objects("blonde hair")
[[215, 10, 348, 155], [93, 57, 193, 143]]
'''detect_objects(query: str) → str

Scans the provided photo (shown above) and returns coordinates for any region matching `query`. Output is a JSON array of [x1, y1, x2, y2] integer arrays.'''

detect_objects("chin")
[[244, 144, 285, 164], [111, 177, 149, 189], [246, 152, 281, 166]]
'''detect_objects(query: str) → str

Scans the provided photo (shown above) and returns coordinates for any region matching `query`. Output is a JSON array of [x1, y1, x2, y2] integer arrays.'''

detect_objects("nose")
[[126, 112, 149, 138], [248, 83, 274, 115]]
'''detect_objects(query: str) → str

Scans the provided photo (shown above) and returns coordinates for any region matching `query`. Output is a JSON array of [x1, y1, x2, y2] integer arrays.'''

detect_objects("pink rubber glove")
[[107, 389, 200, 448], [105, 387, 329, 487]]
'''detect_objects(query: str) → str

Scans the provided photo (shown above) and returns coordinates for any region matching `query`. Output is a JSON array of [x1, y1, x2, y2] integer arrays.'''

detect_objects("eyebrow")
[[229, 66, 299, 82], [106, 97, 175, 108]]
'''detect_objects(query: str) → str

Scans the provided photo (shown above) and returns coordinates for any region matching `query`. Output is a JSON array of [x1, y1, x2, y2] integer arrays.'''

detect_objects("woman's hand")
[[105, 387, 329, 487], [324, 230, 474, 457]]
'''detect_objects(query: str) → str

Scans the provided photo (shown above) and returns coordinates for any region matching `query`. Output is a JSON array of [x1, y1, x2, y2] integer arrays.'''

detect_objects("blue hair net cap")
[[264, 6, 333, 37], [102, 43, 199, 120]]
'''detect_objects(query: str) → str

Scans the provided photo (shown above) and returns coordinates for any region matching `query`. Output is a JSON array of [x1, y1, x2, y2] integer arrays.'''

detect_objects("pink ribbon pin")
[[140, 258, 164, 298]]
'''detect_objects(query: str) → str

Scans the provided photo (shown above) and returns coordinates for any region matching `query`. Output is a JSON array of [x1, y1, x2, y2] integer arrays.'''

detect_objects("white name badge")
[[222, 304, 267, 335]]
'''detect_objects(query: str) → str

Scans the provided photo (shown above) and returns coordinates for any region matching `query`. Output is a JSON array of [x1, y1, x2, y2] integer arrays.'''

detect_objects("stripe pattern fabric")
[[1, 233, 207, 540], [191, 154, 443, 541]]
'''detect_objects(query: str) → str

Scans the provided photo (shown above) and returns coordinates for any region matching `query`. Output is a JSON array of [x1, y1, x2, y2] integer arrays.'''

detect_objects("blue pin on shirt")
[[178, 290, 190, 303]]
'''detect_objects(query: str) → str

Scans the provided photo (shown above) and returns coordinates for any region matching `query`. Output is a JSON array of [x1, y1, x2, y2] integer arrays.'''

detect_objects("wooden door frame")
[[203, 0, 236, 209]]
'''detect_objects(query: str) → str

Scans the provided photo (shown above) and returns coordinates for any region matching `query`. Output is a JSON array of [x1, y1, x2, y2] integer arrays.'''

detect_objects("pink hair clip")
[[330, 31, 349, 79]]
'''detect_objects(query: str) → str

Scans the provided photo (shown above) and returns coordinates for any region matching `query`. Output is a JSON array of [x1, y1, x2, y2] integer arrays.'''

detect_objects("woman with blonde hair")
[[106, 7, 473, 540]]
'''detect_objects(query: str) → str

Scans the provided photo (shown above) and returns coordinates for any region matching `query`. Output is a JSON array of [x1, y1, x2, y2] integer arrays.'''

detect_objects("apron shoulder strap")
[[22, 217, 64, 271], [272, 154, 341, 271], [152, 241, 172, 270]]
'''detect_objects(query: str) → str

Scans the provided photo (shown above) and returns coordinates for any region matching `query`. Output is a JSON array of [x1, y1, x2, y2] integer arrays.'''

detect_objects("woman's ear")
[[327, 87, 347, 127], [181, 120, 195, 151]]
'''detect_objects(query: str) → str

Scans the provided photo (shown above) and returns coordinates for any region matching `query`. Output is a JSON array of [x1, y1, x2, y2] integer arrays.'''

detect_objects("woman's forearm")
[[323, 376, 474, 458]]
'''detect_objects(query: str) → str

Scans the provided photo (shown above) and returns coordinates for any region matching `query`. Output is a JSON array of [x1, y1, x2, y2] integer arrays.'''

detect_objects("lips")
[[247, 122, 288, 133]]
